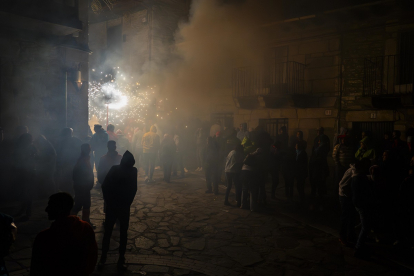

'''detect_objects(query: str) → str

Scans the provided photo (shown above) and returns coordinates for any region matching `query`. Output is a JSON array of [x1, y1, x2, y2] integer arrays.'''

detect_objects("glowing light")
[[92, 69, 95, 72]]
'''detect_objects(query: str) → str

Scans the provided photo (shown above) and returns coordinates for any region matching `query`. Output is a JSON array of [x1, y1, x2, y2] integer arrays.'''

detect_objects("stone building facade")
[[0, 0, 90, 140], [211, 0, 414, 146]]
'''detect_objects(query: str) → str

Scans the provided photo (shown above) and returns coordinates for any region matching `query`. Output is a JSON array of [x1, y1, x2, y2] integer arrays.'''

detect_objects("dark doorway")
[[259, 118, 288, 140]]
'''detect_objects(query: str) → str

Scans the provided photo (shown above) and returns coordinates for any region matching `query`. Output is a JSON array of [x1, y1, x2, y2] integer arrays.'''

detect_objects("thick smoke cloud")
[[160, 0, 280, 118]]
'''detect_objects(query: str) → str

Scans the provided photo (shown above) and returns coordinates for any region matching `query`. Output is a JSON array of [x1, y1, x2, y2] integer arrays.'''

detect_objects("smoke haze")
[[160, 0, 281, 118]]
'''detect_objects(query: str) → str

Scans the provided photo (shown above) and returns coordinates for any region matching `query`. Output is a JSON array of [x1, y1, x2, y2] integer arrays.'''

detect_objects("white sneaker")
[[184, 168, 189, 173]]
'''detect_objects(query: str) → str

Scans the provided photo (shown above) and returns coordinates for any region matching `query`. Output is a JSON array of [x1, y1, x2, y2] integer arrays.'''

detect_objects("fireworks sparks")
[[88, 68, 155, 126]]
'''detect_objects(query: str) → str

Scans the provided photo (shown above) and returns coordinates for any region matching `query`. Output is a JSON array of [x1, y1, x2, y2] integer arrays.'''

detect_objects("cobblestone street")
[[2, 169, 407, 276]]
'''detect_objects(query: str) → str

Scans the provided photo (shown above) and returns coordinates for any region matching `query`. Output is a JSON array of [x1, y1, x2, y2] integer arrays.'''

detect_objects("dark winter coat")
[[102, 151, 137, 210], [160, 137, 176, 159], [30, 215, 97, 276]]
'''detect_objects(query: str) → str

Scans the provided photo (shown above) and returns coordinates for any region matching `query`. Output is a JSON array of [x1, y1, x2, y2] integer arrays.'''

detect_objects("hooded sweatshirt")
[[30, 215, 97, 276], [142, 126, 160, 153], [355, 137, 376, 161], [97, 150, 122, 184], [102, 151, 138, 209]]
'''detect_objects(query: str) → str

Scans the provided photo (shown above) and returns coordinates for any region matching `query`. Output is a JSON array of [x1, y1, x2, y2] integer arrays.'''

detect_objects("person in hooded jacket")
[[90, 124, 109, 170], [71, 144, 94, 227], [31, 192, 97, 276], [142, 125, 160, 183], [99, 151, 137, 271]]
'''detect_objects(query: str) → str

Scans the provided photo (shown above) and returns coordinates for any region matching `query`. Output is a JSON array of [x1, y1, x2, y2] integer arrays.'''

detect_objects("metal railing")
[[364, 55, 414, 96], [232, 61, 305, 97]]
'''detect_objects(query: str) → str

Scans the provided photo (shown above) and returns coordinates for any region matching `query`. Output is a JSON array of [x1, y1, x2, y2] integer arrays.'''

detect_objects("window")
[[210, 113, 234, 128], [259, 118, 288, 140]]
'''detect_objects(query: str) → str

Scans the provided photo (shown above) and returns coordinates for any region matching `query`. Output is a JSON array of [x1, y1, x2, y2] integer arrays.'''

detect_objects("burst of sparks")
[[88, 70, 154, 126]]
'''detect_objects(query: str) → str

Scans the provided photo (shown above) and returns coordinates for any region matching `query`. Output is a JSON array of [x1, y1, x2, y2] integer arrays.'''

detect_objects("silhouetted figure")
[[142, 125, 160, 183], [161, 134, 176, 183], [294, 141, 308, 204], [115, 130, 130, 155], [56, 128, 82, 194], [99, 151, 137, 271], [173, 129, 185, 178], [204, 137, 219, 195], [352, 158, 374, 258], [106, 124, 118, 142], [34, 135, 57, 197], [338, 163, 357, 247], [13, 133, 37, 219], [97, 141, 122, 185], [309, 127, 330, 200], [277, 126, 289, 150], [224, 144, 244, 206], [296, 130, 307, 150], [31, 192, 98, 276], [270, 141, 282, 199], [381, 131, 392, 154], [332, 135, 354, 185], [0, 213, 17, 276], [90, 124, 109, 170], [194, 128, 207, 171], [71, 144, 94, 227], [215, 131, 226, 184]]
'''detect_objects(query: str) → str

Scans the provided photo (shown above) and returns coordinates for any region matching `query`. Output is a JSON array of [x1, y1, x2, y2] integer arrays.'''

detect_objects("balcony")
[[232, 61, 305, 97], [364, 55, 414, 96]]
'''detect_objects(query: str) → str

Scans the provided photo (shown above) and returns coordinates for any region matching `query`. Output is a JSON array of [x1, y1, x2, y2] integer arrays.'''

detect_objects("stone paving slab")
[[2, 169, 407, 276]]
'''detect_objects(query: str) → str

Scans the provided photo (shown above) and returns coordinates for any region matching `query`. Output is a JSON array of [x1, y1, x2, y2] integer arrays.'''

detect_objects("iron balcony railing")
[[232, 61, 305, 97], [364, 55, 414, 96]]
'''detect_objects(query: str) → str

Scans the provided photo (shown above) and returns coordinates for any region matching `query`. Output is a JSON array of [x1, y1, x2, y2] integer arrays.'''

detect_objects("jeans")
[[205, 164, 218, 193], [355, 207, 372, 249], [225, 172, 241, 205], [339, 196, 357, 242], [102, 207, 130, 259], [163, 157, 173, 182], [173, 152, 184, 177], [143, 152, 157, 180]]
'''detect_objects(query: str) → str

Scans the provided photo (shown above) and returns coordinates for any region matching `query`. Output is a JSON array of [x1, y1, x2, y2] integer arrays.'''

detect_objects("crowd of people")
[[0, 121, 414, 275]]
